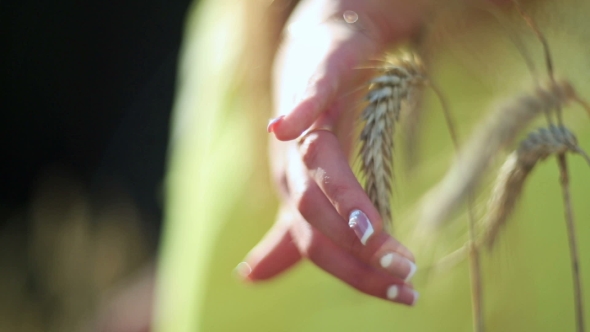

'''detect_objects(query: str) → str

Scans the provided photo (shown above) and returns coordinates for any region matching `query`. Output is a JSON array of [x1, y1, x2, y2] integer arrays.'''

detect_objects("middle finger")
[[287, 137, 417, 281]]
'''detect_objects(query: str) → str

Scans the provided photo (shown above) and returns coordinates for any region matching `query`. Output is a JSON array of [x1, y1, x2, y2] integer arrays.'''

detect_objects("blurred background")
[[154, 0, 590, 331], [2, 1, 192, 331], [4, 0, 590, 331]]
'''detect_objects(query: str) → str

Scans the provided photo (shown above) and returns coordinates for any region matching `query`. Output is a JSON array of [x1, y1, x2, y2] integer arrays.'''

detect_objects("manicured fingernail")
[[233, 262, 252, 280], [387, 285, 420, 305], [406, 261, 417, 282], [386, 285, 399, 300], [267, 116, 284, 133], [411, 289, 420, 306], [348, 210, 374, 245], [379, 252, 417, 282]]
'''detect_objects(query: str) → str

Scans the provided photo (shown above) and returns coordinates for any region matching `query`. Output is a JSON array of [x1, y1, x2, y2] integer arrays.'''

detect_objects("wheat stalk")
[[359, 50, 487, 330], [358, 52, 427, 231], [558, 152, 586, 332], [421, 0, 590, 230], [510, 3, 587, 330], [360, 5, 590, 331], [434, 124, 588, 255], [359, 51, 463, 232], [420, 79, 583, 229], [422, 6, 588, 331]]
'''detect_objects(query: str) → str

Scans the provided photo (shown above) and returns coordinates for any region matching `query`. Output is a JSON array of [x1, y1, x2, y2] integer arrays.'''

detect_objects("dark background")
[[2, 0, 193, 238], [1, 2, 194, 330]]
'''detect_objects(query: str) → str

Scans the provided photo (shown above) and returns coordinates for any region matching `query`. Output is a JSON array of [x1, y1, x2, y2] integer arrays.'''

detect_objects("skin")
[[240, 0, 487, 305]]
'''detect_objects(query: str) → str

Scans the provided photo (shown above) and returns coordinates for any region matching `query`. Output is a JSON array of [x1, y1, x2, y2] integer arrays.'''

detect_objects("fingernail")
[[267, 115, 284, 133], [379, 252, 417, 282], [406, 261, 417, 282], [349, 210, 374, 245], [411, 289, 420, 306], [387, 285, 420, 305], [386, 285, 399, 300], [233, 262, 252, 280]]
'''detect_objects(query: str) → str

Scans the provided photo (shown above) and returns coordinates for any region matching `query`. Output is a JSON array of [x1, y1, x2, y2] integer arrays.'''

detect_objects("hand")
[[238, 0, 436, 305]]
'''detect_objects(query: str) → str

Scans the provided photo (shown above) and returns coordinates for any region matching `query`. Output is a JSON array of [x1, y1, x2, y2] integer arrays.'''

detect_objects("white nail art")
[[360, 223, 374, 245], [380, 253, 418, 282], [411, 289, 420, 306], [405, 261, 417, 282], [234, 262, 252, 278], [380, 253, 394, 268], [386, 285, 399, 300], [349, 210, 374, 245]]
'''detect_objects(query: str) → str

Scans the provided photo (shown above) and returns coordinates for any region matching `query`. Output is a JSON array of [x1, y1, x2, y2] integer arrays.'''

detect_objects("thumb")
[[238, 207, 302, 281]]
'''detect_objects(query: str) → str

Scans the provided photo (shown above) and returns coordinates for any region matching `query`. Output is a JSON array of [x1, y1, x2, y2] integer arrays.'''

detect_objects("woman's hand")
[[238, 0, 437, 305]]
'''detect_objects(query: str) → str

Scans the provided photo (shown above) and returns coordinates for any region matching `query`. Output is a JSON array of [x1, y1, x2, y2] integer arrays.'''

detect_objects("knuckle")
[[325, 183, 352, 209], [299, 133, 323, 168], [277, 173, 290, 196], [392, 242, 415, 262], [294, 182, 318, 218], [347, 270, 365, 290], [344, 234, 365, 256], [300, 231, 322, 260], [345, 266, 372, 292]]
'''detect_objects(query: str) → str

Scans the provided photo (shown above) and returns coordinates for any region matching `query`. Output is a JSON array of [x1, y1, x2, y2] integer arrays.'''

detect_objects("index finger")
[[269, 12, 380, 140], [269, 0, 432, 141]]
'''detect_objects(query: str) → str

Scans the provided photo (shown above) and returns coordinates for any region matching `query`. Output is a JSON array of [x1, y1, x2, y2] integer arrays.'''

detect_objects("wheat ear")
[[421, 0, 590, 228], [482, 125, 582, 249], [368, 50, 484, 329], [435, 125, 588, 262], [359, 53, 427, 231], [421, 80, 580, 229], [512, 3, 587, 330]]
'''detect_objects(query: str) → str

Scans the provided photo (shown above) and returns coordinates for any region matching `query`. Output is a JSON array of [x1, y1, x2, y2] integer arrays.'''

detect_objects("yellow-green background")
[[156, 0, 590, 331]]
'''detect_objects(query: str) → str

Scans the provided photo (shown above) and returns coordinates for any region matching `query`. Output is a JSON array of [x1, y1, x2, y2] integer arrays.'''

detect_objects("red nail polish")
[[267, 115, 284, 133]]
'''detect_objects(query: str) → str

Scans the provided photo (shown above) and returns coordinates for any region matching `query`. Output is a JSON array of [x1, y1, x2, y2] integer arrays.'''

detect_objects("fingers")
[[265, 0, 431, 303], [270, 12, 379, 141], [298, 129, 380, 230], [239, 208, 302, 281], [286, 142, 416, 282], [291, 222, 418, 306], [269, 0, 434, 141], [241, 205, 418, 305]]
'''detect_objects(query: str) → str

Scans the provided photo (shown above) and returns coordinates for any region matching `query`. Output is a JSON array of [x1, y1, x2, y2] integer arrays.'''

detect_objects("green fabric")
[[156, 1, 590, 331]]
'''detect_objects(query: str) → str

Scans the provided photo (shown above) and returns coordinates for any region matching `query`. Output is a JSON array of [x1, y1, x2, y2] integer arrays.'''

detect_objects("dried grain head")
[[433, 125, 587, 268], [419, 81, 578, 230], [481, 125, 582, 249], [359, 52, 427, 232], [381, 52, 427, 80]]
